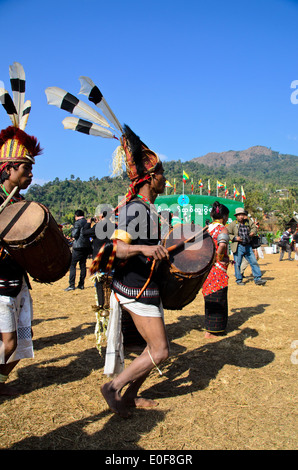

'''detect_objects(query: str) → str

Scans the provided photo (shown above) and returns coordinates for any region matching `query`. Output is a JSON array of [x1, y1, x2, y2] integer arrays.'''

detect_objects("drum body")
[[0, 201, 71, 282], [157, 224, 215, 310]]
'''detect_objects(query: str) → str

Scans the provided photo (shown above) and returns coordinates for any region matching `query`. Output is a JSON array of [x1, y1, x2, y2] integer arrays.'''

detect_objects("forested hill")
[[191, 145, 298, 182], [25, 145, 298, 224]]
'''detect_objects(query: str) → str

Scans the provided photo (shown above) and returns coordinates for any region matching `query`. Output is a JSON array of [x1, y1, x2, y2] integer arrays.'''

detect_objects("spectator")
[[64, 210, 92, 291], [227, 208, 266, 286], [293, 226, 298, 260], [279, 227, 293, 261]]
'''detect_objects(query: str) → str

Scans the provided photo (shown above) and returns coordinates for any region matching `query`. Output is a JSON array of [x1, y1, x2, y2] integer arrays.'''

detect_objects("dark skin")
[[101, 166, 171, 417], [0, 162, 33, 396]]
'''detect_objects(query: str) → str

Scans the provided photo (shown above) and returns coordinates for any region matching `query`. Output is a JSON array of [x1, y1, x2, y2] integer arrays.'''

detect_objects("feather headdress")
[[45, 76, 160, 182], [0, 62, 42, 166]]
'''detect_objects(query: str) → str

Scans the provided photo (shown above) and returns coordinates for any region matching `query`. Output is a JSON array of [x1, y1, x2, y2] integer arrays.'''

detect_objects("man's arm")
[[71, 221, 80, 239], [115, 240, 169, 261]]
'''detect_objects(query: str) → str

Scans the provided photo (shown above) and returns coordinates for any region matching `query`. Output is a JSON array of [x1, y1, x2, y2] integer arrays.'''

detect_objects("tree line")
[[25, 157, 297, 229]]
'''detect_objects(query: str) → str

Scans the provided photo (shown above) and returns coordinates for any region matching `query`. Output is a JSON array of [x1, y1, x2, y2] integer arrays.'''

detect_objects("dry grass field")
[[1, 253, 297, 451]]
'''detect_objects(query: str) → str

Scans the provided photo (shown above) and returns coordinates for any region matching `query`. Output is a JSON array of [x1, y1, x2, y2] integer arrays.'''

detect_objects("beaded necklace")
[[0, 184, 21, 204], [136, 193, 152, 206]]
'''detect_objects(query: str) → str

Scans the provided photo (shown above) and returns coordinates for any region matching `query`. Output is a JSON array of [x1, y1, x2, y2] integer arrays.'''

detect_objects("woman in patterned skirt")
[[202, 201, 230, 338]]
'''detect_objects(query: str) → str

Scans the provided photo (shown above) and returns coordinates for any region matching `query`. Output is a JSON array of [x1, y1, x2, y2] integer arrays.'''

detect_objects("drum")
[[157, 223, 215, 310], [0, 200, 71, 282]]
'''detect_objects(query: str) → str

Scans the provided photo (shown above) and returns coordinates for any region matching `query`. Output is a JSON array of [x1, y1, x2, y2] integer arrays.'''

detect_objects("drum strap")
[[135, 259, 156, 300]]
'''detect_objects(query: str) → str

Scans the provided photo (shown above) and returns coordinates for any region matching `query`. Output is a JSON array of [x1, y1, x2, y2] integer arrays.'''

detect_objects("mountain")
[[188, 145, 298, 186], [191, 145, 295, 167]]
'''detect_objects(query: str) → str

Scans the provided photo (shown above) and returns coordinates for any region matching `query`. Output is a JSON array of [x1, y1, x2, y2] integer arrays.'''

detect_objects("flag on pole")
[[241, 186, 246, 200], [165, 180, 172, 195], [191, 178, 194, 194], [173, 178, 176, 194], [217, 180, 224, 189], [233, 185, 240, 199], [183, 170, 189, 183], [208, 179, 211, 195], [224, 182, 229, 197], [199, 179, 203, 188]]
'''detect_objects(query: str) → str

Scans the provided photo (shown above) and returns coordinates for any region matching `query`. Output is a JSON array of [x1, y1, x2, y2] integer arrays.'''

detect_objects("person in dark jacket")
[[82, 209, 115, 303], [279, 227, 293, 261], [65, 210, 92, 291]]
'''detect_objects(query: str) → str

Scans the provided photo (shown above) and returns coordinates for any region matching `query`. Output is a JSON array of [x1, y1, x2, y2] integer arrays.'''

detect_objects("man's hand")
[[116, 240, 169, 261], [141, 244, 169, 261]]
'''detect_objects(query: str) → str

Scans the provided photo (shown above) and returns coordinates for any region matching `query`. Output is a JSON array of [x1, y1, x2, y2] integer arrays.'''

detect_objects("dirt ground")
[[0, 252, 297, 451]]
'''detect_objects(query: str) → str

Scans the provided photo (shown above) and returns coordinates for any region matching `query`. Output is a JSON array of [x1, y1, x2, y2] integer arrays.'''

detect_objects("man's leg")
[[0, 331, 19, 395], [233, 245, 245, 284], [68, 251, 79, 288], [78, 253, 87, 288], [245, 246, 264, 283], [101, 313, 169, 417], [240, 257, 249, 275], [286, 244, 293, 260]]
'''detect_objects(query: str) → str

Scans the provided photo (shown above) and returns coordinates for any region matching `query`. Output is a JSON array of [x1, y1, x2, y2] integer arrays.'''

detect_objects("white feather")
[[9, 62, 26, 125], [0, 87, 18, 127], [45, 86, 112, 130], [79, 76, 123, 133], [62, 117, 116, 139], [19, 100, 31, 130]]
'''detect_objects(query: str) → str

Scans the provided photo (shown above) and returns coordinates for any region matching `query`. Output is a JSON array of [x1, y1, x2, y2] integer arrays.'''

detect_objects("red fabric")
[[202, 224, 229, 297]]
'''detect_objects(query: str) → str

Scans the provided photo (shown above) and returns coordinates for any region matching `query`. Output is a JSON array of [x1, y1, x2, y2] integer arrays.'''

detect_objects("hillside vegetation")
[[25, 146, 298, 228]]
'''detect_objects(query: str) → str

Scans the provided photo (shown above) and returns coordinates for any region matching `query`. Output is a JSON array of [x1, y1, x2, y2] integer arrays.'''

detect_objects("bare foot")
[[134, 397, 159, 408], [204, 331, 219, 339], [100, 382, 131, 418], [0, 383, 21, 396], [121, 388, 159, 409]]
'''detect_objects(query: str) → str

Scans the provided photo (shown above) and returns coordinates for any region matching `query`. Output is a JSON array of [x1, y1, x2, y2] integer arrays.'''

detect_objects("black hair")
[[75, 209, 84, 217], [210, 201, 229, 219], [0, 162, 21, 183]]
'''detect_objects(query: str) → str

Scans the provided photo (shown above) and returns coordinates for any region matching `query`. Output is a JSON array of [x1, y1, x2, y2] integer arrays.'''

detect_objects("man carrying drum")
[[0, 63, 42, 395], [90, 125, 169, 418], [45, 78, 170, 417]]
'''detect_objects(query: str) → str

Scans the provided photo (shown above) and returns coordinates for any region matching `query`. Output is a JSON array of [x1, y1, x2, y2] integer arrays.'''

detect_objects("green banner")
[[155, 194, 244, 227]]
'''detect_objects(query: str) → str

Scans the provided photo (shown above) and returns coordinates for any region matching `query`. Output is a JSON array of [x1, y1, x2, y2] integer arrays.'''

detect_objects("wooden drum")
[[157, 223, 215, 310], [0, 200, 71, 282]]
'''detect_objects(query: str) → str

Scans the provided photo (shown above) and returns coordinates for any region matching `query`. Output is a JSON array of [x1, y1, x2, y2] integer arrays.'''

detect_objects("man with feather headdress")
[[45, 79, 169, 417], [0, 63, 42, 395], [98, 125, 170, 417]]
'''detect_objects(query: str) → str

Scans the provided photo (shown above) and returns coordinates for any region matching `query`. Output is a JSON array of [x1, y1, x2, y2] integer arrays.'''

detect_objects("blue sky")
[[0, 0, 298, 185]]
